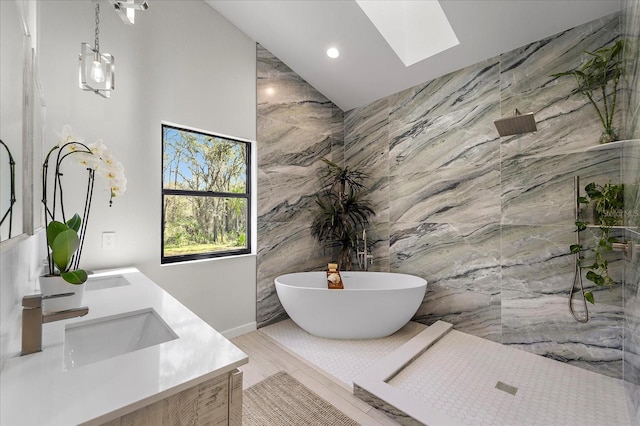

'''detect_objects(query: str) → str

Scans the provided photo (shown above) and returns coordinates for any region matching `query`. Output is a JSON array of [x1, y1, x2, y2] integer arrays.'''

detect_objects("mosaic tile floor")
[[389, 329, 630, 426], [259, 319, 426, 388], [260, 319, 633, 426]]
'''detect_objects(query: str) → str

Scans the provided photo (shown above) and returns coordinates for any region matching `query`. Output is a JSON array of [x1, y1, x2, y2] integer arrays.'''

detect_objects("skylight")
[[355, 0, 459, 67]]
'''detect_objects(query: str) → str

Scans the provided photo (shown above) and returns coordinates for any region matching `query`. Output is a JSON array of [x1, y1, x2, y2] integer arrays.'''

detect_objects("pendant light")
[[79, 3, 114, 98], [109, 0, 149, 25]]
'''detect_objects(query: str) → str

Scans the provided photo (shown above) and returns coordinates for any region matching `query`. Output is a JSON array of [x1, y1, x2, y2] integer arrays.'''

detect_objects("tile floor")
[[260, 319, 426, 388], [260, 319, 633, 426]]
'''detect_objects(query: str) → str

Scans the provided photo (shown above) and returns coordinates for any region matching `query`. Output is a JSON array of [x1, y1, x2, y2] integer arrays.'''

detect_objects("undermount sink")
[[63, 309, 178, 370], [86, 274, 131, 291]]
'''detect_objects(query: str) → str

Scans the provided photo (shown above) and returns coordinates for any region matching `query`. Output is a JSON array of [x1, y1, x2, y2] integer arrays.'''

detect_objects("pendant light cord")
[[94, 3, 100, 54]]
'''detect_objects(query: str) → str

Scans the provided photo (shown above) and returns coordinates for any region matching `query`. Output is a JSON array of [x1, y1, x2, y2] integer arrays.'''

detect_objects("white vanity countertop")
[[0, 267, 248, 425]]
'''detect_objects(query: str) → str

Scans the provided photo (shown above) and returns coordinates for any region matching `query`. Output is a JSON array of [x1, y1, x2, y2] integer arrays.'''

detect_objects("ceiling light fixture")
[[79, 3, 114, 98], [326, 47, 340, 59], [108, 0, 149, 25]]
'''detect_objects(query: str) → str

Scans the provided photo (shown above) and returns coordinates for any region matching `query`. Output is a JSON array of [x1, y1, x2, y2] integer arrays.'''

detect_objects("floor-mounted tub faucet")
[[21, 293, 89, 356], [357, 229, 373, 271]]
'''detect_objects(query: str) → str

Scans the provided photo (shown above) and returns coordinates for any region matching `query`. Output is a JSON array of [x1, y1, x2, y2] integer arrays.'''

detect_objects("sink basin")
[[86, 274, 131, 291], [63, 309, 178, 370]]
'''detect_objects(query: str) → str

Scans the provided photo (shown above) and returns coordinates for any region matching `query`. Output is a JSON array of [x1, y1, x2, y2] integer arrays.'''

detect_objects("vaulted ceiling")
[[205, 0, 621, 111]]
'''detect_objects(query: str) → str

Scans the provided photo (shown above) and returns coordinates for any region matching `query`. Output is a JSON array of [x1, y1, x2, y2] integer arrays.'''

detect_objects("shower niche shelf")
[[583, 224, 636, 229], [584, 138, 640, 151]]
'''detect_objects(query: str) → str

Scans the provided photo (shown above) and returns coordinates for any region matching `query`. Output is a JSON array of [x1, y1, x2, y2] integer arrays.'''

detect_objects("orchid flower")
[[49, 125, 128, 206], [42, 126, 127, 280]]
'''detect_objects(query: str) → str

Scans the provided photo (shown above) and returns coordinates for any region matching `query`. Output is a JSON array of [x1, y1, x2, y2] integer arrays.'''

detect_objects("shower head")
[[493, 109, 537, 137]]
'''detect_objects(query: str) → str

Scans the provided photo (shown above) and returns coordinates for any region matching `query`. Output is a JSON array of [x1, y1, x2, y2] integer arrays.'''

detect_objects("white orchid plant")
[[42, 125, 127, 284]]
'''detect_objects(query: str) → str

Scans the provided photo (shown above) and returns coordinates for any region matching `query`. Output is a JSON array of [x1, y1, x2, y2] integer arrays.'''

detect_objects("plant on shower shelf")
[[311, 158, 375, 271], [570, 181, 624, 303], [551, 39, 624, 144]]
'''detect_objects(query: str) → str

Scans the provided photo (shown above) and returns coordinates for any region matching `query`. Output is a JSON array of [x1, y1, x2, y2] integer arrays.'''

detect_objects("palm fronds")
[[311, 159, 375, 270]]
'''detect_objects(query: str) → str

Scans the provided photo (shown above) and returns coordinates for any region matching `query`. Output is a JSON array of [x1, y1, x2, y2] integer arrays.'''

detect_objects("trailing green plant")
[[45, 213, 88, 284], [570, 181, 624, 303], [552, 39, 624, 144], [311, 158, 375, 270]]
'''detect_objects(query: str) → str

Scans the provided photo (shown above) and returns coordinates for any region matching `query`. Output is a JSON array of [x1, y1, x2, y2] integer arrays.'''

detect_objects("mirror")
[[0, 0, 43, 243], [32, 58, 45, 236], [0, 0, 25, 241]]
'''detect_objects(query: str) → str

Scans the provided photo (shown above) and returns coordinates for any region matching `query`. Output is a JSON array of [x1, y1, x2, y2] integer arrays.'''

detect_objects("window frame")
[[161, 123, 252, 264]]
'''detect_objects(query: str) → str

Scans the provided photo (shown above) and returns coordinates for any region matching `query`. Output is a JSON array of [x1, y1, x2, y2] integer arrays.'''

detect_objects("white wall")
[[0, 232, 46, 369], [37, 0, 257, 336]]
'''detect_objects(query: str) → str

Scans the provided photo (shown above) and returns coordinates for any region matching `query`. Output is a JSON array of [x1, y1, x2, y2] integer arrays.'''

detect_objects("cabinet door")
[[108, 371, 239, 425]]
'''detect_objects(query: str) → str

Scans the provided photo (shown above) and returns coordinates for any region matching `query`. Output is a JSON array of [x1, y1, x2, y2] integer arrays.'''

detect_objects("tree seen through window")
[[162, 124, 250, 262]]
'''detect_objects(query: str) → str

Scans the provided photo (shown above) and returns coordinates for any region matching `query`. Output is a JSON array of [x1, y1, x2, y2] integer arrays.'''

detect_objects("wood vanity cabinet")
[[99, 369, 243, 425]]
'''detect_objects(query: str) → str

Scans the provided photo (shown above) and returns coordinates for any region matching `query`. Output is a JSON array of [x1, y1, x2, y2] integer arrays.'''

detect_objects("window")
[[162, 124, 251, 263]]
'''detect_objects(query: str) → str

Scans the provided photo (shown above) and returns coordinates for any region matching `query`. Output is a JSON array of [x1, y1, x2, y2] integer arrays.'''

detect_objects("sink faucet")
[[21, 293, 89, 356]]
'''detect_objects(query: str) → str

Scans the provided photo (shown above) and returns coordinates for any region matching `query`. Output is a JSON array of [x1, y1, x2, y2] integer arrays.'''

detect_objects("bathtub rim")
[[275, 271, 427, 291]]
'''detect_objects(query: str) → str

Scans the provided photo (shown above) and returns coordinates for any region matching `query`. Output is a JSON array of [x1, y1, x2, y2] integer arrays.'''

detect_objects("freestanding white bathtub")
[[274, 271, 427, 339]]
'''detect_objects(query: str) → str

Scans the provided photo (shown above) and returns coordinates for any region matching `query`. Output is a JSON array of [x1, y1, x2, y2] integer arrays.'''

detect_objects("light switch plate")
[[102, 232, 116, 249]]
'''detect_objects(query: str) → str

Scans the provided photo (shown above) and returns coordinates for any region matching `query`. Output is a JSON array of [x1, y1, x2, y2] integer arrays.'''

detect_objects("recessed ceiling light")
[[326, 47, 340, 59]]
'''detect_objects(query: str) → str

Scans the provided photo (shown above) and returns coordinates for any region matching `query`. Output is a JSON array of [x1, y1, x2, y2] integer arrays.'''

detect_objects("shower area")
[[339, 7, 636, 378], [256, 2, 640, 422]]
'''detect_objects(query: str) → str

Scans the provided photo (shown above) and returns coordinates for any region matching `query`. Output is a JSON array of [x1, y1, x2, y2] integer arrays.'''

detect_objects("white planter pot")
[[39, 275, 86, 312]]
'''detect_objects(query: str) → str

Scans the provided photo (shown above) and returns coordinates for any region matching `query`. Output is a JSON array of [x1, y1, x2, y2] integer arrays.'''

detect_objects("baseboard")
[[222, 321, 257, 339]]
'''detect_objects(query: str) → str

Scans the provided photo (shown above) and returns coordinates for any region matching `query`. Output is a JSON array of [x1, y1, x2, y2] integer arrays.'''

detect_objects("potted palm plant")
[[552, 39, 624, 144], [311, 158, 375, 270]]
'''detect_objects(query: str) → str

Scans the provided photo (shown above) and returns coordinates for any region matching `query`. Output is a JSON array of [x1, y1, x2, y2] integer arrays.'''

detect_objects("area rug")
[[243, 371, 359, 426]]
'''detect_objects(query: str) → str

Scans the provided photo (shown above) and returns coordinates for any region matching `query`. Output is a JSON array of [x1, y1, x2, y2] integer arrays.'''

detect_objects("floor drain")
[[495, 381, 518, 396]]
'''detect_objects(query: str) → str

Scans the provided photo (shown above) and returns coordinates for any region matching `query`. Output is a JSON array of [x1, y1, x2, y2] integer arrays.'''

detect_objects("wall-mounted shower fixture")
[[569, 176, 589, 323], [493, 109, 537, 136], [612, 240, 636, 260], [568, 176, 635, 323]]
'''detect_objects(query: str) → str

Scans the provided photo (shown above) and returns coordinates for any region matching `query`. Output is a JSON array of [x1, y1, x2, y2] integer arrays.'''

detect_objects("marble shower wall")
[[623, 141, 640, 422], [256, 45, 344, 327], [255, 11, 636, 385], [622, 0, 640, 419], [345, 14, 626, 378]]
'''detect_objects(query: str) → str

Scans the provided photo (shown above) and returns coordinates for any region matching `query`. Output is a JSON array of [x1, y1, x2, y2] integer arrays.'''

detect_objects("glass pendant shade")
[[79, 42, 114, 98], [109, 0, 149, 24]]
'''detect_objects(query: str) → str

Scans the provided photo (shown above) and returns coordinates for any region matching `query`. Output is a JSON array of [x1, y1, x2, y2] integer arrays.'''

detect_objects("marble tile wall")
[[622, 0, 640, 419], [256, 45, 343, 327], [344, 13, 626, 378], [256, 12, 636, 384], [623, 142, 640, 420]]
